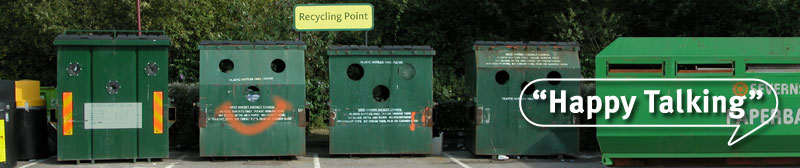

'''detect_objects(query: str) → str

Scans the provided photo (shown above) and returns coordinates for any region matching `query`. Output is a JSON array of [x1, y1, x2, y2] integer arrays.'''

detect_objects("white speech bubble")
[[518, 78, 779, 146]]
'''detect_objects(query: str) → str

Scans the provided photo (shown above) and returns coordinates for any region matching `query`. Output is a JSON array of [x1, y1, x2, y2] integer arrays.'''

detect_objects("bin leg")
[[91, 159, 95, 164], [601, 155, 614, 166], [147, 158, 151, 163]]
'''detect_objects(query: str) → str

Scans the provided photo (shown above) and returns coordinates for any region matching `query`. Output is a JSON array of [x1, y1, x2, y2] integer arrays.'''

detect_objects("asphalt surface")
[[15, 150, 605, 168], [16, 149, 800, 168]]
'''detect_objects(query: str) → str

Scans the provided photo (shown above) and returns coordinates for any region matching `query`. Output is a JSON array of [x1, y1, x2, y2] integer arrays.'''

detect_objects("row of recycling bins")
[[0, 30, 794, 166], [44, 31, 582, 163]]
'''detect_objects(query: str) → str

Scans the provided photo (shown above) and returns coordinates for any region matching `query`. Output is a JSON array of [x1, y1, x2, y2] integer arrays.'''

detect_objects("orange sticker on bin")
[[153, 91, 164, 134], [62, 92, 73, 136]]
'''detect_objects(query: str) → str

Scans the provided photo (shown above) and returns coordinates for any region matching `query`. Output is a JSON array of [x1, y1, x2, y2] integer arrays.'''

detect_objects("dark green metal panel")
[[327, 45, 435, 154], [596, 37, 800, 166], [198, 41, 306, 157], [90, 46, 138, 159], [54, 31, 170, 161], [137, 47, 169, 158], [55, 46, 93, 161], [465, 41, 580, 156]]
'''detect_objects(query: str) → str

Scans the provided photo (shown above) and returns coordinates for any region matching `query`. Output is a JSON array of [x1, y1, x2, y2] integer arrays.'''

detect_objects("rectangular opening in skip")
[[608, 63, 663, 74], [677, 63, 733, 74], [746, 64, 800, 73]]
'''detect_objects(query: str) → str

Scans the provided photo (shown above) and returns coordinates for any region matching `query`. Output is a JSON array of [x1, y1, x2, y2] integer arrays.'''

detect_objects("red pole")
[[137, 0, 141, 35]]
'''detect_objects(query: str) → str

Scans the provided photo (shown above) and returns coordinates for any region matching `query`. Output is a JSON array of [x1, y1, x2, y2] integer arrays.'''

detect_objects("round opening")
[[145, 62, 159, 76], [495, 70, 510, 85], [67, 63, 81, 76], [245, 86, 261, 102], [271, 59, 286, 73], [398, 63, 416, 80], [347, 64, 364, 81], [372, 85, 390, 102], [521, 82, 535, 95], [547, 71, 561, 85], [106, 80, 121, 95], [219, 59, 234, 73]]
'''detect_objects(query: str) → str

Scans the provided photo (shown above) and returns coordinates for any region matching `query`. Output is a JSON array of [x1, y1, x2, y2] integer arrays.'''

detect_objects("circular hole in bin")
[[495, 70, 510, 85], [398, 63, 416, 80], [219, 59, 234, 73], [347, 64, 364, 81], [547, 71, 561, 85], [521, 82, 535, 95], [245, 86, 261, 102], [106, 80, 120, 95], [373, 85, 390, 102], [67, 63, 82, 76], [271, 59, 286, 73], [145, 62, 159, 76]]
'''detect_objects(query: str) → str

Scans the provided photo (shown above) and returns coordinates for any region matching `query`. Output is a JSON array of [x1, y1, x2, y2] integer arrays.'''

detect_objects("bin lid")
[[473, 41, 579, 51], [53, 30, 170, 46], [327, 45, 435, 56], [0, 80, 13, 103], [474, 41, 524, 46], [115, 34, 170, 41], [15, 80, 44, 108], [598, 37, 800, 58], [198, 40, 306, 50], [199, 40, 305, 45]]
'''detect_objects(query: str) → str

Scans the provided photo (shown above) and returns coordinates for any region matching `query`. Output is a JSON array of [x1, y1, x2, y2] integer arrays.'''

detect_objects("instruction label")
[[228, 76, 274, 82], [210, 105, 293, 121], [337, 108, 419, 124], [359, 60, 403, 65], [482, 51, 569, 67], [85, 103, 142, 129]]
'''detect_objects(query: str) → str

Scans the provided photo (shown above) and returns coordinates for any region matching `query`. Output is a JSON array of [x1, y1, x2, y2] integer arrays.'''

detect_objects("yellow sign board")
[[294, 4, 374, 31]]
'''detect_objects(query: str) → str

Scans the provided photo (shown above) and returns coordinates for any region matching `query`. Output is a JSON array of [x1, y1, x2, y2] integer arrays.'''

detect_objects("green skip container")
[[327, 45, 435, 154], [54, 30, 172, 162], [596, 37, 800, 166], [198, 40, 306, 157], [464, 41, 580, 156]]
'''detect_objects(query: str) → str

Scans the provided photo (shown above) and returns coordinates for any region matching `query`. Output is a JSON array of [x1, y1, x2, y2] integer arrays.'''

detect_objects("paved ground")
[[14, 150, 605, 168]]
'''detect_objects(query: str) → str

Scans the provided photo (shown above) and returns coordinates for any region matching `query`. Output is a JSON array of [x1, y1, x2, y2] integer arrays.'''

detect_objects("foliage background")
[[2, 0, 799, 149]]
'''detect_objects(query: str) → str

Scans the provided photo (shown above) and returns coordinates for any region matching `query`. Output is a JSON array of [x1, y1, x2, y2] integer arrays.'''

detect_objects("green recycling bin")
[[198, 40, 306, 157], [464, 41, 580, 156], [327, 45, 435, 154], [596, 37, 800, 166], [54, 30, 172, 162], [40, 86, 57, 120]]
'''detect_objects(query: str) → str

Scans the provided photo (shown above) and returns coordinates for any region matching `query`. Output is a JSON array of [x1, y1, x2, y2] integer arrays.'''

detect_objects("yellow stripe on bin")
[[153, 91, 163, 134], [0, 120, 5, 162], [62, 92, 73, 136]]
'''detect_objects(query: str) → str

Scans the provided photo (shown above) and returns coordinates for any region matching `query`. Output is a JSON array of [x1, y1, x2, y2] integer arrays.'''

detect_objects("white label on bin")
[[84, 103, 142, 129], [336, 108, 420, 124], [483, 51, 570, 67]]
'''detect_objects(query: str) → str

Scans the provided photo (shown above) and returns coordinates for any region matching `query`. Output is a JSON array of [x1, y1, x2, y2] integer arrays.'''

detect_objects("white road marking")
[[443, 152, 471, 168], [164, 154, 188, 168], [313, 153, 321, 168], [19, 157, 49, 168]]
